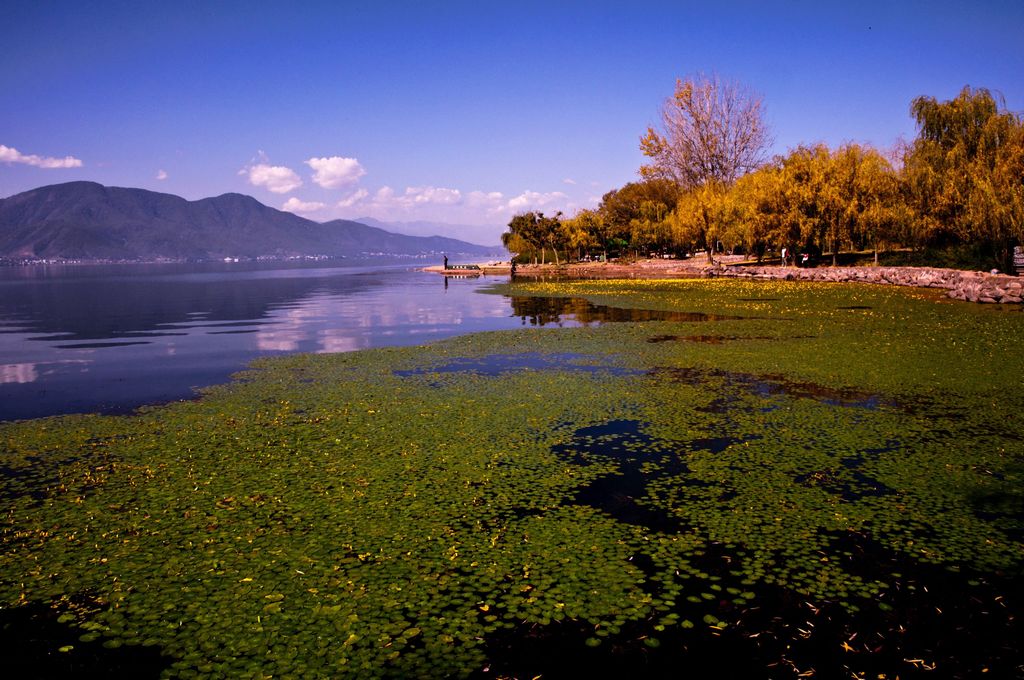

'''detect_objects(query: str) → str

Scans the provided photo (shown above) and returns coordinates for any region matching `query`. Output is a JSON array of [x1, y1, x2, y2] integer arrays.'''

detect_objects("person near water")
[[443, 254, 448, 270]]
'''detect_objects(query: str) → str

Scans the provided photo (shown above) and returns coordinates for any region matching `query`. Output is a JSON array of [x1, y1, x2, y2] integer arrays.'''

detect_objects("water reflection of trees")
[[507, 296, 740, 326]]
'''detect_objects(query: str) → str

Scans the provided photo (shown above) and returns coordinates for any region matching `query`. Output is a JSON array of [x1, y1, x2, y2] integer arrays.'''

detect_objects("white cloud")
[[337, 188, 369, 208], [328, 181, 582, 238], [282, 197, 326, 213], [156, 169, 168, 180], [464, 191, 507, 215], [563, 178, 577, 185], [306, 156, 366, 189], [466, 190, 504, 209], [402, 186, 462, 205], [467, 190, 504, 203], [0, 144, 83, 169], [241, 162, 302, 194], [505, 190, 568, 211]]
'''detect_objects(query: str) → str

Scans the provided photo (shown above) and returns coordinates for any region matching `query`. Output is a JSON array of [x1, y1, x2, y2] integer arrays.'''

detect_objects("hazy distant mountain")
[[354, 216, 502, 247], [0, 182, 501, 261]]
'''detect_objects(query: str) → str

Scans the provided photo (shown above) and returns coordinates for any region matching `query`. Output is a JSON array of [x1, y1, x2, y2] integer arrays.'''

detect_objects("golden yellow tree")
[[904, 86, 1024, 267], [668, 182, 739, 263]]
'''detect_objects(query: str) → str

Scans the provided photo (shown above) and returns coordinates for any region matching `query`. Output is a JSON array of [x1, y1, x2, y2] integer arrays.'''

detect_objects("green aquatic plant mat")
[[2, 279, 1022, 677]]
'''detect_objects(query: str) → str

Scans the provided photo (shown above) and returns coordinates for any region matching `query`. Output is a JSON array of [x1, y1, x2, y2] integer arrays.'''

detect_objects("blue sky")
[[2, 0, 1022, 243]]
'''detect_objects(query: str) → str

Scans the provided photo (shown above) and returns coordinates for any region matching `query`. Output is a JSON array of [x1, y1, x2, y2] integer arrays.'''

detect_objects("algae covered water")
[[1, 277, 1022, 678]]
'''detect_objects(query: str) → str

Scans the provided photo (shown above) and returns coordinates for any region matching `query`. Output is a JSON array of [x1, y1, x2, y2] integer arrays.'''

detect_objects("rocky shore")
[[511, 258, 1024, 305], [705, 263, 1023, 304]]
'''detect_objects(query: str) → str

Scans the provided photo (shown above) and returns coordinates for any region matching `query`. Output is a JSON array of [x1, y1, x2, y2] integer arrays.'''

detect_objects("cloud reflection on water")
[[0, 363, 37, 384], [0, 265, 514, 419]]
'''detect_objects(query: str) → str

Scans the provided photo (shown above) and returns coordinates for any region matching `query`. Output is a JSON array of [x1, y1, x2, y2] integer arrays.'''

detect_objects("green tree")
[[543, 211, 566, 266], [599, 180, 679, 256], [502, 211, 566, 265], [500, 230, 532, 263], [503, 212, 545, 264]]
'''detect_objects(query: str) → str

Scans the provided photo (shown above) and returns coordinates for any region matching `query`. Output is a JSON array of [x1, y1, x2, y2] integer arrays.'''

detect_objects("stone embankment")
[[511, 258, 1022, 305], [706, 264, 1023, 304]]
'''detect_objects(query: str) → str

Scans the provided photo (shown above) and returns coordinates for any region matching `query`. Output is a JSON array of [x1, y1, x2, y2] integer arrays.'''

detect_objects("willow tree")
[[732, 165, 788, 261], [772, 144, 833, 256], [831, 143, 906, 263], [668, 182, 740, 262], [629, 200, 674, 256], [561, 210, 601, 261], [904, 86, 1024, 267], [640, 73, 772, 189]]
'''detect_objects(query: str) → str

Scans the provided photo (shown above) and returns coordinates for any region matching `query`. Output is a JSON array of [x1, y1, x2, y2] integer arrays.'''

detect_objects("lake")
[[0, 262, 565, 422]]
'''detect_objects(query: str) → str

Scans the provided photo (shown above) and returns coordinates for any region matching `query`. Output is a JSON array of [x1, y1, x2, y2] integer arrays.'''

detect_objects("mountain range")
[[0, 182, 503, 262]]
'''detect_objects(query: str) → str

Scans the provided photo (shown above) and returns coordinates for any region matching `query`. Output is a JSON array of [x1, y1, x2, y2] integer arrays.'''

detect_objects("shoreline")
[[482, 258, 1023, 305]]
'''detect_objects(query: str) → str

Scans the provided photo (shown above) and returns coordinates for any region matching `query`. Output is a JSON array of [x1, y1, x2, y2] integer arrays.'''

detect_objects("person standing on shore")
[[443, 254, 448, 270]]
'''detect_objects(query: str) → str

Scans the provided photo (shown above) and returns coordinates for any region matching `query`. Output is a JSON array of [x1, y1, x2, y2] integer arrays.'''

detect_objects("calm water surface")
[[0, 262, 645, 421]]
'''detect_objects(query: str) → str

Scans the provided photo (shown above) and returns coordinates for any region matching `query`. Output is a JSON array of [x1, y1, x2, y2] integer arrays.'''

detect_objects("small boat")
[[424, 262, 513, 275], [444, 264, 482, 276]]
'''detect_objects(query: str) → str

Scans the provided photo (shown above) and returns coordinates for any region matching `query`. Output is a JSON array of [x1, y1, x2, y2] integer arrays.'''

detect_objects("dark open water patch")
[[795, 466, 895, 500], [0, 601, 169, 680], [52, 341, 152, 349], [647, 334, 775, 344], [507, 296, 747, 326], [554, 420, 691, 533], [966, 459, 1024, 541], [553, 420, 757, 533], [194, 320, 279, 328], [650, 366, 894, 411], [477, 532, 1024, 679], [394, 352, 641, 378]]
